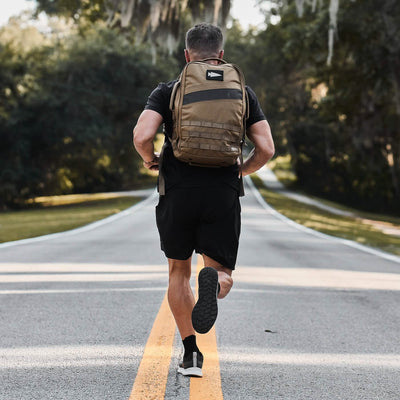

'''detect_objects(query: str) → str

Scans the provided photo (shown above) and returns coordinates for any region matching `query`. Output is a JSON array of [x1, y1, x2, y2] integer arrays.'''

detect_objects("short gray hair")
[[185, 23, 224, 58]]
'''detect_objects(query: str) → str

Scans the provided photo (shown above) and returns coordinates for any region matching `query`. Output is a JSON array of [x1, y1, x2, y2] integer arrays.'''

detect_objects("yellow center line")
[[129, 255, 223, 399], [128, 291, 176, 400], [190, 256, 224, 400]]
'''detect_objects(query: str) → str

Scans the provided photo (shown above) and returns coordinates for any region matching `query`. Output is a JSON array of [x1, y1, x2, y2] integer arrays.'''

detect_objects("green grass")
[[0, 196, 143, 243], [268, 155, 297, 186], [251, 175, 400, 256], [2, 179, 400, 257]]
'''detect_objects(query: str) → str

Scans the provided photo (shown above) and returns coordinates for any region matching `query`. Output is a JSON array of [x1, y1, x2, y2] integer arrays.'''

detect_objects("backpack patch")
[[206, 70, 224, 81]]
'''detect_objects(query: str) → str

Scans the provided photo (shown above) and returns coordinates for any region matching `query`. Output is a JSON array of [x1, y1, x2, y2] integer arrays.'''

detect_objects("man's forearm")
[[133, 109, 163, 169], [133, 134, 160, 170], [241, 120, 275, 176], [242, 147, 273, 177], [134, 137, 156, 163]]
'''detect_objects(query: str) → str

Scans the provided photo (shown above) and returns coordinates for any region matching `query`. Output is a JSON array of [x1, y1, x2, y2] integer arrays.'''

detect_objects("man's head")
[[185, 23, 224, 62]]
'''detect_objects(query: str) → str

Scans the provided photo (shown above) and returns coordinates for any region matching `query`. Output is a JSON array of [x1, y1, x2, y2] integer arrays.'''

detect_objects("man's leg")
[[168, 257, 203, 377], [191, 254, 234, 334], [202, 254, 233, 299], [167, 257, 195, 339]]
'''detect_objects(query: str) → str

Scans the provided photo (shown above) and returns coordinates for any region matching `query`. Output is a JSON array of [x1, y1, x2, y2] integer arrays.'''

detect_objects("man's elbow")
[[132, 125, 137, 146], [266, 144, 275, 162], [133, 126, 145, 150], [260, 141, 275, 163]]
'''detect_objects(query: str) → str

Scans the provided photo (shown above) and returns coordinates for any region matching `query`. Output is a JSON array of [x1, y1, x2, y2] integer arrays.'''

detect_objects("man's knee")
[[168, 257, 192, 280]]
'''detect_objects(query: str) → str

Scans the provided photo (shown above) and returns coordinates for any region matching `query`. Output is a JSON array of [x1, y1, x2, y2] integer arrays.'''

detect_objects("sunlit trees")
[[0, 22, 171, 207], [237, 0, 400, 212], [33, 0, 231, 58], [2, 0, 399, 213]]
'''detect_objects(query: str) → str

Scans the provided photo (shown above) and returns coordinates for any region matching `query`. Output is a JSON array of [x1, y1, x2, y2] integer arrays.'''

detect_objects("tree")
[[0, 23, 173, 207], [0, 20, 47, 207], [264, 0, 352, 65], [247, 0, 400, 213], [32, 0, 231, 59]]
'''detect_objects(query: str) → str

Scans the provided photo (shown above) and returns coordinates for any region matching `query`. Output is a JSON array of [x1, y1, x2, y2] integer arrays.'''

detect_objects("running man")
[[133, 23, 274, 377]]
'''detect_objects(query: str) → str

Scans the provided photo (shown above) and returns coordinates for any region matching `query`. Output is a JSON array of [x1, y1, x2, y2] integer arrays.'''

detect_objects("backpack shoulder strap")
[[169, 79, 181, 111]]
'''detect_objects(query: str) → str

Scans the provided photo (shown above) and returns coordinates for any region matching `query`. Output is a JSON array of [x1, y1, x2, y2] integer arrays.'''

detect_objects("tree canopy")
[[228, 0, 400, 213], [1, 0, 399, 214], [32, 0, 230, 58]]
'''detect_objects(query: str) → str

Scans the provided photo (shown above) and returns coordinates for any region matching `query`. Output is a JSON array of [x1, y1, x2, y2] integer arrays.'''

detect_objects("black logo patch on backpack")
[[206, 70, 224, 81]]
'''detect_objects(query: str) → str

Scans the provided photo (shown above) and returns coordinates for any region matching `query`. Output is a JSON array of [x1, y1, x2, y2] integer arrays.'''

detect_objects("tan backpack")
[[169, 58, 249, 168]]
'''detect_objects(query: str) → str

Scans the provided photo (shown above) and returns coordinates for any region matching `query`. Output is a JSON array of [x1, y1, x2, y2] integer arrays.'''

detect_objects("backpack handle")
[[200, 58, 227, 64]]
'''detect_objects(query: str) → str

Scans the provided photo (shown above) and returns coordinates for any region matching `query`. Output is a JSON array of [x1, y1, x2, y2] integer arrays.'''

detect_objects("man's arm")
[[242, 120, 275, 177], [133, 109, 163, 171]]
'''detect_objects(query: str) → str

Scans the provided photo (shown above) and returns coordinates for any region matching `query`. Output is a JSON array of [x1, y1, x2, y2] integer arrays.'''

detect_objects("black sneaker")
[[177, 351, 203, 377], [192, 267, 219, 334]]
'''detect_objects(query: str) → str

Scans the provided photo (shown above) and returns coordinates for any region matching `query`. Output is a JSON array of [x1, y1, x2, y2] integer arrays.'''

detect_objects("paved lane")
[[1, 181, 399, 399], [218, 179, 400, 400], [0, 194, 168, 400]]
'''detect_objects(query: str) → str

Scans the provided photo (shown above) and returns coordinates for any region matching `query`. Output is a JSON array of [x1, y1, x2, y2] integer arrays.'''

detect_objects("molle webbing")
[[181, 121, 241, 133], [181, 129, 240, 142], [182, 142, 240, 152]]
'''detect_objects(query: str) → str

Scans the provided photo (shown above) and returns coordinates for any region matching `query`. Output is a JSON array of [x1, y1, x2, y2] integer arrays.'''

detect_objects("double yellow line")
[[129, 257, 223, 400]]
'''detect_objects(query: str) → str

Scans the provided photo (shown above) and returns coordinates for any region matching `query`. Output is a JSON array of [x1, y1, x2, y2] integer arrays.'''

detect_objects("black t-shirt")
[[144, 80, 266, 192]]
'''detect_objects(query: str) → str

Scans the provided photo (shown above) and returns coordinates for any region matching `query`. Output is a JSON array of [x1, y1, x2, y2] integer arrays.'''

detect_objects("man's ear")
[[219, 50, 224, 60], [184, 49, 191, 63]]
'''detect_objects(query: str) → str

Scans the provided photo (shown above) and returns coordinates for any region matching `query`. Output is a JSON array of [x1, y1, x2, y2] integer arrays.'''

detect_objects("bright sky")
[[0, 0, 265, 29], [0, 0, 34, 26], [230, 0, 266, 29]]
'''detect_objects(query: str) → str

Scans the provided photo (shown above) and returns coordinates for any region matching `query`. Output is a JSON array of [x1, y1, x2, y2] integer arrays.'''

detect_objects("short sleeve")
[[246, 86, 266, 128], [144, 83, 170, 120]]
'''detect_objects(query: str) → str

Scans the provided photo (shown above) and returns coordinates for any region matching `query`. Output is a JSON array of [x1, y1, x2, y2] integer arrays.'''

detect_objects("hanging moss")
[[105, 0, 230, 60]]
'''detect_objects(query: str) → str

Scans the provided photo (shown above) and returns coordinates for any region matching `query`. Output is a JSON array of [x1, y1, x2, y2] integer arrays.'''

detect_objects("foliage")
[[2, 0, 400, 216], [227, 0, 400, 214], [32, 0, 106, 23], [32, 0, 231, 58], [0, 22, 174, 208]]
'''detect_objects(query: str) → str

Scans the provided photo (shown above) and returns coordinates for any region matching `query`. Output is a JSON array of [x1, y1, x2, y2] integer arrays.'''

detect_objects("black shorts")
[[155, 186, 241, 270]]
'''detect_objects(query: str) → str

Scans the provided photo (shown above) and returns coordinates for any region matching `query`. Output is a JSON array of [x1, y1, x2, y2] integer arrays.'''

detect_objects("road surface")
[[1, 178, 399, 399]]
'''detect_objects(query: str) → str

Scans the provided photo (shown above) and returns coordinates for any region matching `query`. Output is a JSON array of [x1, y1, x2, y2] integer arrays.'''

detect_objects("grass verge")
[[0, 196, 143, 243], [268, 155, 297, 186], [251, 175, 400, 256]]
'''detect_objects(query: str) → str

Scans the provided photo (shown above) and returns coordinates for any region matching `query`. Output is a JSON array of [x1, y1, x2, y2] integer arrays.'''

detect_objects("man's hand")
[[143, 153, 160, 171]]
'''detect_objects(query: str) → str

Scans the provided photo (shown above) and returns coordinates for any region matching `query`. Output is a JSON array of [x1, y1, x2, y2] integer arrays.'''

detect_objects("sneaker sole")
[[177, 366, 203, 377], [192, 267, 218, 334]]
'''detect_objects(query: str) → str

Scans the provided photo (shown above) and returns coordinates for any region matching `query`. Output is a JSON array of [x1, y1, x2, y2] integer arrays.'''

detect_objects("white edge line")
[[246, 176, 400, 265], [0, 287, 167, 295], [0, 189, 158, 249]]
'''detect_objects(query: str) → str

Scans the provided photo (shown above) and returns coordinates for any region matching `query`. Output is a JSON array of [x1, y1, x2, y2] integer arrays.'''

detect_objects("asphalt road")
[[1, 178, 399, 400]]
